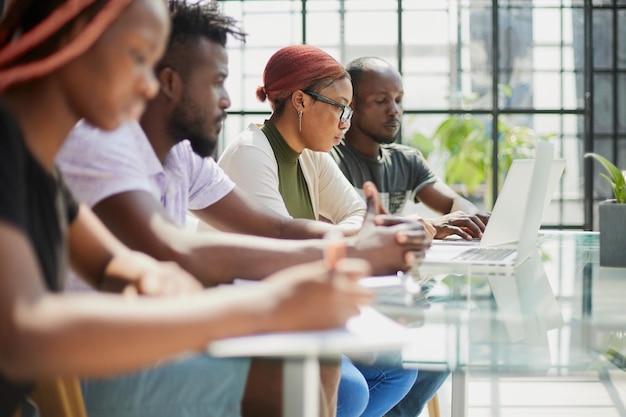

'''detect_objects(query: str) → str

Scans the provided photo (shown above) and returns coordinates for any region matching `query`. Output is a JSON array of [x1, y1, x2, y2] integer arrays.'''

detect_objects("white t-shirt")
[[57, 120, 235, 290]]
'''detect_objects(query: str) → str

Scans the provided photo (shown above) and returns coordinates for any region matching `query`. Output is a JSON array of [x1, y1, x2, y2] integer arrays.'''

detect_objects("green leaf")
[[408, 133, 435, 156], [585, 152, 626, 203]]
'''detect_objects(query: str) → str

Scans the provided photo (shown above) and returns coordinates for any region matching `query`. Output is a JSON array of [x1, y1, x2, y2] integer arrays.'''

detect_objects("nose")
[[141, 69, 160, 100], [220, 88, 231, 110], [340, 119, 351, 134], [389, 101, 401, 116]]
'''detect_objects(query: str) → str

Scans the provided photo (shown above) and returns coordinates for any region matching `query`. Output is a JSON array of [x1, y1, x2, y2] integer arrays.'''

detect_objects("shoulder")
[[58, 121, 147, 166], [239, 123, 268, 144], [220, 124, 274, 163]]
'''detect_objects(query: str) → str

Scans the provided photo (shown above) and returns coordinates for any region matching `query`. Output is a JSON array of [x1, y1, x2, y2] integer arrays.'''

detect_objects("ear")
[[291, 90, 306, 112], [158, 67, 180, 101]]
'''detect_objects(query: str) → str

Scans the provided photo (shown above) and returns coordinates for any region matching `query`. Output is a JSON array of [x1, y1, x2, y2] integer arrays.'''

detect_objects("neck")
[[344, 129, 380, 159], [2, 80, 79, 171], [269, 113, 304, 153], [140, 98, 174, 164]]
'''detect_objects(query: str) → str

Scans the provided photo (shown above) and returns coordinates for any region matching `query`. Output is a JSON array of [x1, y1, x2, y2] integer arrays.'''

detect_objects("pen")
[[324, 228, 346, 273]]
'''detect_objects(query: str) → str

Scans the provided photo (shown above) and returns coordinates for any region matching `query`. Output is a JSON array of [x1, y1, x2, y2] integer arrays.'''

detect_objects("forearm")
[[450, 197, 480, 214], [3, 286, 276, 381], [165, 231, 326, 285], [277, 217, 360, 239]]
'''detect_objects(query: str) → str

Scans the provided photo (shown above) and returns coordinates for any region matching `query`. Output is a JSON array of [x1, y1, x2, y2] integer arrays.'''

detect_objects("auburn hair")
[[256, 44, 349, 115]]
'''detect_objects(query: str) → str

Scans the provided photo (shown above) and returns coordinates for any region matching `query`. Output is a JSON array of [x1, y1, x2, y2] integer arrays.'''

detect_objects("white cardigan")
[[218, 123, 365, 228]]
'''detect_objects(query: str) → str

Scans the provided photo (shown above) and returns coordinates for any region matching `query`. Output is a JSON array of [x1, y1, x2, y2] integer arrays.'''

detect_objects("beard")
[[370, 130, 399, 145], [187, 134, 216, 158], [168, 100, 221, 158]]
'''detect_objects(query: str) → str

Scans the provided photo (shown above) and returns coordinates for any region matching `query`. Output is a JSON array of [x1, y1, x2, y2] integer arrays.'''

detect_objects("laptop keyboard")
[[453, 247, 516, 262]]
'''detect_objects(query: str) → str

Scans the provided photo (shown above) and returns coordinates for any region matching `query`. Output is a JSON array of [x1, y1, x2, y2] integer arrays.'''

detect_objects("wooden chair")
[[427, 393, 440, 417], [13, 378, 87, 417]]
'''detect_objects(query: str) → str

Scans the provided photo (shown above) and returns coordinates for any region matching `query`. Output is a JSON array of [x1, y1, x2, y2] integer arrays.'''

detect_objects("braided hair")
[[0, 0, 133, 92]]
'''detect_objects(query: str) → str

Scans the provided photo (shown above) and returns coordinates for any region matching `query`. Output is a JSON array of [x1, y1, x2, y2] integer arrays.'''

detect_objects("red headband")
[[0, 0, 133, 92]]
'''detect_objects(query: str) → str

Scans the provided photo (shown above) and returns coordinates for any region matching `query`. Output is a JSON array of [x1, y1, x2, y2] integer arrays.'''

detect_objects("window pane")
[[619, 74, 626, 134], [593, 10, 613, 69], [345, 12, 397, 46], [215, 0, 611, 227], [593, 74, 614, 135], [619, 10, 626, 70]]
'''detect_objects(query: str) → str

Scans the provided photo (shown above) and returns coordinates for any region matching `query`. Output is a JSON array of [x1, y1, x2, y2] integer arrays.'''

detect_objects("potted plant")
[[585, 152, 626, 267], [406, 85, 552, 209], [408, 114, 548, 209]]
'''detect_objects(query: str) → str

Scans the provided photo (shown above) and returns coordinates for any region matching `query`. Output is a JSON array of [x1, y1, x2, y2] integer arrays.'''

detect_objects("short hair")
[[156, 0, 246, 77], [257, 44, 349, 115], [345, 56, 392, 97]]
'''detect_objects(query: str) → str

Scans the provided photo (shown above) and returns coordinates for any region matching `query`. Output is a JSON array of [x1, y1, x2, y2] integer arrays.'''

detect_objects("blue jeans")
[[337, 353, 418, 417], [80, 354, 250, 417], [386, 369, 450, 417]]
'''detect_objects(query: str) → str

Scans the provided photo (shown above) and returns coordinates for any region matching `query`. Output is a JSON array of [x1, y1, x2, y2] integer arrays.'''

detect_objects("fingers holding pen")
[[395, 227, 431, 249], [262, 258, 373, 332], [394, 227, 430, 271]]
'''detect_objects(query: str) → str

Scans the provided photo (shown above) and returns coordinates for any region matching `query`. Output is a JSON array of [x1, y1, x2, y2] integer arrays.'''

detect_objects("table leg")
[[283, 356, 320, 417], [451, 369, 468, 417]]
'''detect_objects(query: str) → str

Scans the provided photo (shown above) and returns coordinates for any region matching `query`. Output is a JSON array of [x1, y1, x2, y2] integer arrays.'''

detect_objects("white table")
[[207, 306, 412, 417]]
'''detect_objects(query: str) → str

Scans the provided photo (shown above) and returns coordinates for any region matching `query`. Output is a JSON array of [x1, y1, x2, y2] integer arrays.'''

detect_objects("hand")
[[263, 259, 373, 332], [362, 181, 389, 215], [104, 251, 203, 297], [350, 186, 431, 275], [429, 211, 491, 240]]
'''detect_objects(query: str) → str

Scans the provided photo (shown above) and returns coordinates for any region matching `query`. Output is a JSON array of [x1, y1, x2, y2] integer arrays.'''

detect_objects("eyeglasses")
[[303, 90, 353, 124]]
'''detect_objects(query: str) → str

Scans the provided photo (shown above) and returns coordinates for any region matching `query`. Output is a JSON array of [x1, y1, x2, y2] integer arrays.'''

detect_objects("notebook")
[[422, 141, 565, 272]]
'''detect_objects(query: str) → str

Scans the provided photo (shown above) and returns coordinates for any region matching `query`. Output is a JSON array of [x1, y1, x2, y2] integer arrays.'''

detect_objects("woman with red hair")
[[220, 44, 365, 231], [219, 44, 421, 417], [0, 3, 372, 416]]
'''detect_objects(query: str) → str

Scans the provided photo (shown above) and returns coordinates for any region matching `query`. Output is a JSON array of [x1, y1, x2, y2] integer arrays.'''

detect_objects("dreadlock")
[[0, 0, 132, 92], [156, 0, 246, 77]]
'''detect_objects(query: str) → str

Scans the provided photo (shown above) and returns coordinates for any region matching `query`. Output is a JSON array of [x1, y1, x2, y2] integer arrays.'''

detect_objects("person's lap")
[[78, 351, 445, 417], [81, 354, 250, 417], [338, 353, 417, 417], [386, 369, 451, 417]]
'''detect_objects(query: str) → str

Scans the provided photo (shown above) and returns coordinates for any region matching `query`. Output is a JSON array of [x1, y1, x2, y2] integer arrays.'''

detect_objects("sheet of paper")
[[208, 306, 410, 358]]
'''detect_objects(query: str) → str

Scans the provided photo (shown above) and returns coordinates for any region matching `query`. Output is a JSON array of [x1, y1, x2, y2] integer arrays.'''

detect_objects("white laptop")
[[422, 141, 565, 272]]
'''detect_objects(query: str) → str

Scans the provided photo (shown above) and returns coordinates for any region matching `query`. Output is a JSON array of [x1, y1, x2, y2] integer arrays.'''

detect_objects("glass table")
[[373, 231, 626, 417]]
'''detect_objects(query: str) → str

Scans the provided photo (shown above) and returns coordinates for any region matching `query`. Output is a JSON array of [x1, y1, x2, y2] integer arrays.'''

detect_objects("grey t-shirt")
[[331, 139, 437, 215]]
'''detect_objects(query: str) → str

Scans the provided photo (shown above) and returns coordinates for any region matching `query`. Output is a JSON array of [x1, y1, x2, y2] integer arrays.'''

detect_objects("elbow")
[[0, 298, 66, 381], [0, 322, 44, 381]]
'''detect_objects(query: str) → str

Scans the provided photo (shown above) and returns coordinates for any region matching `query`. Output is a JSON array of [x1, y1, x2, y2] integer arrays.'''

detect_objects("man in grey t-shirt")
[[331, 56, 490, 241]]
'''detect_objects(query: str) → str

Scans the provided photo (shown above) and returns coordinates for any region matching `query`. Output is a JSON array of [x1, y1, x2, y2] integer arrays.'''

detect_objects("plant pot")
[[599, 200, 626, 267]]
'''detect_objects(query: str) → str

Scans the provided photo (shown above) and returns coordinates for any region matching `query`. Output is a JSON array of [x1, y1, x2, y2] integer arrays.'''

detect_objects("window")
[[216, 0, 625, 230]]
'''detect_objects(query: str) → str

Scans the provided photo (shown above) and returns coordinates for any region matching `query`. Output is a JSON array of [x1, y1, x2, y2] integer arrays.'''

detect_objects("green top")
[[261, 121, 315, 220]]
